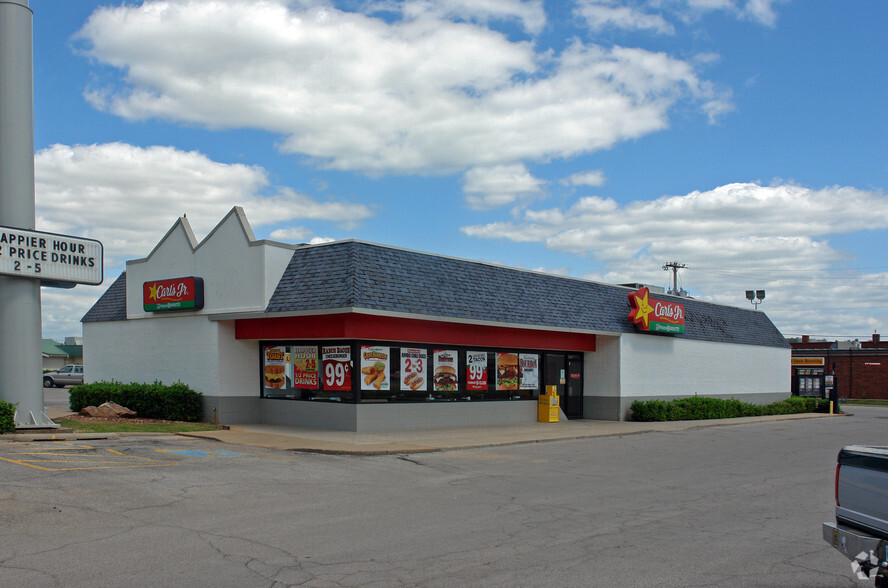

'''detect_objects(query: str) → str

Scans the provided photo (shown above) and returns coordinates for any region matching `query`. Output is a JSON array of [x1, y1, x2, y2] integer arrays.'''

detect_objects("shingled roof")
[[81, 272, 127, 323], [266, 241, 789, 348], [83, 241, 788, 349]]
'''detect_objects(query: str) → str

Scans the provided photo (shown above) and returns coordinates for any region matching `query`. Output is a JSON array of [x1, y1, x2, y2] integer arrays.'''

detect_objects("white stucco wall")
[[617, 334, 790, 399], [214, 319, 260, 397], [585, 335, 621, 398], [125, 208, 295, 321], [83, 316, 220, 396]]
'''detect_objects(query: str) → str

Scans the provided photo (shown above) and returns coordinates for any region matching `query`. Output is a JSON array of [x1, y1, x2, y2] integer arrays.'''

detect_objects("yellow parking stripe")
[[0, 441, 178, 471]]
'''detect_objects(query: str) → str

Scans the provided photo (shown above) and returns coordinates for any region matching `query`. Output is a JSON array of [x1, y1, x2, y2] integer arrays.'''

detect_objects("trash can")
[[538, 385, 560, 423]]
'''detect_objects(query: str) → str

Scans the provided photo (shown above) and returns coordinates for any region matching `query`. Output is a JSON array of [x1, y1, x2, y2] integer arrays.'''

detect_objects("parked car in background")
[[43, 364, 83, 388]]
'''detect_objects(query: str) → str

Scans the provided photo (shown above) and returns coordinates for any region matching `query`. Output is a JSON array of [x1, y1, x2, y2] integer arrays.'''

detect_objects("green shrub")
[[629, 399, 668, 421], [0, 400, 15, 433], [69, 381, 203, 422], [630, 395, 826, 422]]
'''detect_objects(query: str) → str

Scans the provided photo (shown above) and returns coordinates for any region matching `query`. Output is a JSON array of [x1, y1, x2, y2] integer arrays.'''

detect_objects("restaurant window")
[[261, 343, 355, 402], [261, 341, 569, 403]]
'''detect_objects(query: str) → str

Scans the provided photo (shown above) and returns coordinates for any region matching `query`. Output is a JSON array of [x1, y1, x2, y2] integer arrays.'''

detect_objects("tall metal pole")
[[0, 0, 54, 427]]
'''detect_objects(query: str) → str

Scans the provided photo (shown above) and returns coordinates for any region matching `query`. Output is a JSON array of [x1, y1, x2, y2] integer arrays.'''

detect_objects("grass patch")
[[841, 399, 888, 407], [58, 419, 223, 434]]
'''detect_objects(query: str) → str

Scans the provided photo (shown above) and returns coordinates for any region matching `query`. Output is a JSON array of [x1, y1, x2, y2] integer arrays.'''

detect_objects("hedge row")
[[630, 396, 833, 422], [0, 400, 15, 433], [69, 381, 203, 422]]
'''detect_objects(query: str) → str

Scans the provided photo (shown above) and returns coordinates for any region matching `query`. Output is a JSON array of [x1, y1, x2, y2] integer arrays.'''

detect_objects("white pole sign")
[[0, 225, 103, 285]]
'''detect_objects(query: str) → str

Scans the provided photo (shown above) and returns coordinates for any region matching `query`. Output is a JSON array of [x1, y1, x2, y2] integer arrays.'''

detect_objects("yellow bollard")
[[829, 401, 834, 415]]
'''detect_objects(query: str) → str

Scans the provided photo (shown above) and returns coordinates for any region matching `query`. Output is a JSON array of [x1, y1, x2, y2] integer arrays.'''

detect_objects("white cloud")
[[35, 141, 374, 339], [582, 1, 782, 31], [561, 170, 606, 187], [463, 182, 888, 260], [462, 181, 888, 335], [35, 142, 375, 265], [462, 164, 545, 209], [308, 236, 337, 244], [75, 0, 728, 174], [742, 0, 780, 27], [41, 283, 109, 342], [575, 1, 675, 34], [398, 0, 546, 34], [268, 226, 315, 242]]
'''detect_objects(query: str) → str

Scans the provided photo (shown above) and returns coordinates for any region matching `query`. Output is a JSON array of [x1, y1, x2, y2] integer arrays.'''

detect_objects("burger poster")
[[466, 351, 488, 391], [496, 352, 519, 391], [519, 353, 539, 390], [291, 345, 319, 389], [322, 346, 351, 391], [433, 349, 458, 392], [263, 345, 289, 390], [400, 348, 427, 392], [360, 345, 390, 391]]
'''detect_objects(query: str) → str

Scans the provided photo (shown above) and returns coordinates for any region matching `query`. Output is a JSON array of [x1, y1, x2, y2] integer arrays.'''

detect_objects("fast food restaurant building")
[[81, 208, 790, 431]]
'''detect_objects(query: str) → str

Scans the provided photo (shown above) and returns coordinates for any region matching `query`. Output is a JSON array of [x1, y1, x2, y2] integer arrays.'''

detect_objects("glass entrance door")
[[544, 353, 584, 419], [565, 354, 584, 419]]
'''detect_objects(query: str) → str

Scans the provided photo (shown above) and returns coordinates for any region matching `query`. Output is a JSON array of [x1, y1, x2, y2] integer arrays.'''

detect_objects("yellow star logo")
[[634, 289, 654, 329], [629, 287, 656, 330], [148, 283, 158, 301]]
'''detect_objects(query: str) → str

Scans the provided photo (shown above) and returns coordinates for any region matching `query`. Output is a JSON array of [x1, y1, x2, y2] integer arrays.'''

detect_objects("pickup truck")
[[823, 445, 888, 585], [42, 364, 83, 388]]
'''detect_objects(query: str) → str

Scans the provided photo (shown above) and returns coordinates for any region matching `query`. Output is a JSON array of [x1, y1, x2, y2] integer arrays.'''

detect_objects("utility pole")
[[662, 261, 687, 296]]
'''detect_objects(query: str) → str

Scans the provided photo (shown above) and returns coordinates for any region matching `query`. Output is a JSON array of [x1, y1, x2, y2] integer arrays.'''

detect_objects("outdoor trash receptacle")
[[538, 385, 560, 422]]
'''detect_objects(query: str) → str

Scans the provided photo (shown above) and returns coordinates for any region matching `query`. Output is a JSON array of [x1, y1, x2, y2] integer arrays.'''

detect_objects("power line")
[[783, 333, 880, 339], [693, 265, 888, 273]]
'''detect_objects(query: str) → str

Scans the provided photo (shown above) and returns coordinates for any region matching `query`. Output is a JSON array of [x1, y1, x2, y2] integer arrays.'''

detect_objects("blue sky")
[[27, 0, 888, 342]]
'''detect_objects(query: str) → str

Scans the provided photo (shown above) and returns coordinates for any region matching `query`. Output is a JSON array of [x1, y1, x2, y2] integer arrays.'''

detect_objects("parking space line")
[[0, 441, 179, 471]]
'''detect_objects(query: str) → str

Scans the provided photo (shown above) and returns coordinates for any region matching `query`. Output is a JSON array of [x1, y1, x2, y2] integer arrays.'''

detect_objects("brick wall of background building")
[[791, 334, 888, 400]]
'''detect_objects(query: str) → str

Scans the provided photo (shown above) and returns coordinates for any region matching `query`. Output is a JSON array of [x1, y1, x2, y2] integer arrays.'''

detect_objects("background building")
[[791, 334, 888, 400], [41, 337, 83, 371]]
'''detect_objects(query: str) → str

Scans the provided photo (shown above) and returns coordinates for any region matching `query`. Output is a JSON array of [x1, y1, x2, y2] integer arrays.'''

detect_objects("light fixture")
[[746, 289, 765, 310]]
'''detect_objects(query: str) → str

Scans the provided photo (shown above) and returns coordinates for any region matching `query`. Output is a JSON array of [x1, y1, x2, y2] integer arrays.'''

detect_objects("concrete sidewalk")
[[178, 412, 838, 455], [16, 409, 837, 454]]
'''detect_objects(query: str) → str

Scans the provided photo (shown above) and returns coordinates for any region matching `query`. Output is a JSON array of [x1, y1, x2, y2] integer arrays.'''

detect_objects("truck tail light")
[[835, 463, 841, 506]]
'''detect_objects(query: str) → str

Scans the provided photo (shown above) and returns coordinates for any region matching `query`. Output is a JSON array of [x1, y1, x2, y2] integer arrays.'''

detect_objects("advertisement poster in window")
[[360, 345, 390, 391], [496, 352, 519, 391], [322, 346, 351, 391], [291, 345, 319, 389], [519, 353, 539, 390], [263, 345, 289, 390], [466, 351, 488, 391], [400, 348, 427, 391], [433, 349, 458, 391]]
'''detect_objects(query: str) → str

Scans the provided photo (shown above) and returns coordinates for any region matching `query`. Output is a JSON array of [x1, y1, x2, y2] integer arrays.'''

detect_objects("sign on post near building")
[[0, 225, 103, 286]]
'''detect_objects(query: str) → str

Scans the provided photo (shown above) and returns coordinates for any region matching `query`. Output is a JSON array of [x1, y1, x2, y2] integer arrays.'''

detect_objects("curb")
[[1, 431, 180, 442]]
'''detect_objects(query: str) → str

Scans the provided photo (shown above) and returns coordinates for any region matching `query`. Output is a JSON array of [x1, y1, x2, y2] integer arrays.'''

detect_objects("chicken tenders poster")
[[360, 345, 390, 391]]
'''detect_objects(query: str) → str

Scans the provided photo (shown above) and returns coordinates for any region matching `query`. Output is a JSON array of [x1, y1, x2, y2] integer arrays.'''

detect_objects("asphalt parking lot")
[[2, 406, 883, 586], [0, 438, 250, 471]]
